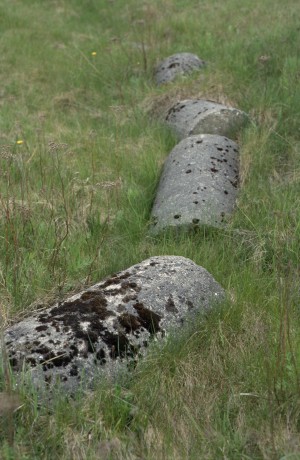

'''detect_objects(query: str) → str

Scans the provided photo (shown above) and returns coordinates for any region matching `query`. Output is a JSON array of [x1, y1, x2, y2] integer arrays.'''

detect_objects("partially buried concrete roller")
[[154, 53, 206, 85], [4, 256, 224, 393], [166, 99, 249, 140], [150, 134, 239, 233]]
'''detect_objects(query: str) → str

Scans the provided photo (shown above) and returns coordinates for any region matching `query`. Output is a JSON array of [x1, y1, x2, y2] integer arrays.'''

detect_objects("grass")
[[0, 0, 300, 457]]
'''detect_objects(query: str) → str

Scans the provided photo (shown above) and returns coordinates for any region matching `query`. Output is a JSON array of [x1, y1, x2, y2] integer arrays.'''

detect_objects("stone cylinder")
[[154, 53, 206, 85], [150, 134, 239, 233], [165, 99, 248, 140]]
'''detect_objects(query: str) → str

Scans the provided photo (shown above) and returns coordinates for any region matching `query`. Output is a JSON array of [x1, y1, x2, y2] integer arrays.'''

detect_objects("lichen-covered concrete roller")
[[3, 256, 224, 393], [154, 53, 206, 85], [166, 99, 249, 140], [150, 134, 239, 233]]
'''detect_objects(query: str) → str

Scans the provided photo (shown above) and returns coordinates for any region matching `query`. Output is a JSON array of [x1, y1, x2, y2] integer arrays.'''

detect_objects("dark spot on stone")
[[9, 357, 18, 368], [43, 362, 53, 371], [122, 294, 137, 303], [186, 169, 192, 173], [192, 218, 200, 224], [121, 281, 139, 291], [81, 291, 99, 301], [100, 272, 130, 289], [165, 295, 178, 313], [39, 348, 57, 366], [187, 300, 194, 310], [51, 297, 112, 324], [133, 302, 161, 334], [32, 344, 51, 355], [45, 375, 52, 384], [51, 320, 58, 327], [168, 62, 180, 69], [70, 364, 78, 376], [174, 214, 181, 219], [193, 201, 199, 204], [211, 167, 219, 173], [224, 190, 228, 194], [119, 313, 141, 333], [35, 325, 48, 332], [149, 262, 157, 266], [81, 294, 108, 309], [217, 147, 223, 151], [196, 140, 203, 144], [96, 348, 106, 364], [38, 314, 48, 322], [50, 351, 73, 367], [104, 281, 140, 297], [101, 331, 130, 359], [104, 288, 123, 296]]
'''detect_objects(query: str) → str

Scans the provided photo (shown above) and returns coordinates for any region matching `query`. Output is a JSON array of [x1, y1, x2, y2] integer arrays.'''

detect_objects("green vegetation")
[[0, 0, 299, 457]]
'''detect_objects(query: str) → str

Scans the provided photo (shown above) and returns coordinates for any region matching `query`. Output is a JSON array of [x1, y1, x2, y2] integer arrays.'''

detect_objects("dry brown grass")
[[142, 72, 238, 121]]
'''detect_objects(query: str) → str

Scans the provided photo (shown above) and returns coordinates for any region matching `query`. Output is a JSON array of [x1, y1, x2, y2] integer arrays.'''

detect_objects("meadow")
[[0, 0, 300, 458]]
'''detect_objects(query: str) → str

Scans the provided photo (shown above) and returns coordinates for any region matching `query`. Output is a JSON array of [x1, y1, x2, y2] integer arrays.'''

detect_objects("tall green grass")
[[0, 0, 299, 457]]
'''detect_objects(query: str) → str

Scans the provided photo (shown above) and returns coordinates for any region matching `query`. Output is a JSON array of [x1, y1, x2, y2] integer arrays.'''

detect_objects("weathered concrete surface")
[[165, 99, 248, 140], [4, 256, 224, 393], [150, 134, 239, 233], [154, 53, 206, 85]]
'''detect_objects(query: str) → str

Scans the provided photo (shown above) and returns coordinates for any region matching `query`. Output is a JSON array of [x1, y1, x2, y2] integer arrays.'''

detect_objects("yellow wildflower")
[[91, 51, 97, 56], [16, 140, 24, 145]]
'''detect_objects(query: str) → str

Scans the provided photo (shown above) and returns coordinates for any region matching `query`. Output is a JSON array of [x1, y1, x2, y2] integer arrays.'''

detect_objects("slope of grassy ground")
[[0, 0, 299, 458]]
